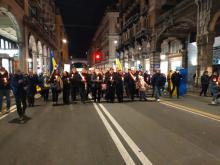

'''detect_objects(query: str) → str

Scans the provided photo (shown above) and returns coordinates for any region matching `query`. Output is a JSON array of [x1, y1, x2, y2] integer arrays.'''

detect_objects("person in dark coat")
[[79, 68, 88, 104], [42, 73, 50, 102], [70, 67, 81, 102], [170, 70, 182, 99], [91, 69, 102, 102], [126, 69, 137, 101], [115, 70, 124, 103], [200, 71, 210, 96], [0, 67, 11, 114], [50, 70, 63, 105], [123, 72, 130, 98], [62, 71, 70, 104], [27, 72, 38, 107], [151, 69, 163, 102], [106, 68, 116, 103], [209, 72, 219, 105], [144, 71, 151, 85], [11, 69, 27, 122]]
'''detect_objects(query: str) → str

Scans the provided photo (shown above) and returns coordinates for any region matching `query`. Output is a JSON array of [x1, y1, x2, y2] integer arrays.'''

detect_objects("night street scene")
[[0, 0, 220, 165]]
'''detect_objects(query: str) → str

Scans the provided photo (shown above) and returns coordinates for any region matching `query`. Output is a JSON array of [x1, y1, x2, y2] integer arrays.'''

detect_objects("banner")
[[116, 58, 123, 71], [49, 51, 57, 74], [64, 64, 70, 73]]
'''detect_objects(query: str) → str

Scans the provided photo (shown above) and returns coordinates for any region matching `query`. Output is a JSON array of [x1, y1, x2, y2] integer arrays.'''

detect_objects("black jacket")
[[151, 73, 163, 87], [0, 71, 10, 89], [201, 75, 210, 85], [171, 72, 182, 86], [70, 72, 81, 88]]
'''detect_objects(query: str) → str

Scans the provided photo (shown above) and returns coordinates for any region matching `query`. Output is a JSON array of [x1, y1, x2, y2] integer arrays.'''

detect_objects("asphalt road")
[[0, 95, 220, 165]]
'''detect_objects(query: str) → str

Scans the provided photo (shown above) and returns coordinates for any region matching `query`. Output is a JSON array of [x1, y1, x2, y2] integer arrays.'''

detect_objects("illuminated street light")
[[160, 55, 166, 60], [62, 38, 67, 44], [114, 40, 118, 44], [27, 58, 32, 62]]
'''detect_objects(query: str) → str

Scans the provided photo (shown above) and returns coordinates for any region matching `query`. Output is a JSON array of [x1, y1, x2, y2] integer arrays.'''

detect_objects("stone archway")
[[0, 7, 23, 72], [209, 11, 220, 32], [28, 35, 37, 72]]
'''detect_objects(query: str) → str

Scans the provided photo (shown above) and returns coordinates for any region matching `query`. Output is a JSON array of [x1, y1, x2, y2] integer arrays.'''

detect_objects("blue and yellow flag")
[[115, 52, 122, 70], [116, 58, 122, 71], [49, 51, 57, 74]]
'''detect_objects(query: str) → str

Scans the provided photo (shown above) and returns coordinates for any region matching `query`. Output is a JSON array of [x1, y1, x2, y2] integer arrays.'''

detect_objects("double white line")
[[93, 102, 153, 165]]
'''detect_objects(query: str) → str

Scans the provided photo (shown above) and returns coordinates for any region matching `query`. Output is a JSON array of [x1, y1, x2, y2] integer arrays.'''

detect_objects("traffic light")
[[95, 53, 101, 60], [95, 51, 102, 62]]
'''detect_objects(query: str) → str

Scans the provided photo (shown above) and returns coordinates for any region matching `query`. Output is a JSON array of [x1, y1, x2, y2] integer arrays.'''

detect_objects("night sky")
[[55, 0, 116, 59]]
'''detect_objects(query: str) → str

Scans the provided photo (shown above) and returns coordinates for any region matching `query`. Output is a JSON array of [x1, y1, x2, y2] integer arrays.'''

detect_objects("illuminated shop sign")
[[0, 49, 19, 57]]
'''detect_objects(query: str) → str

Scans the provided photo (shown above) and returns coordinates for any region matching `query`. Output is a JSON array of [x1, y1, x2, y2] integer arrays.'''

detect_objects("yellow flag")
[[52, 57, 57, 70], [116, 58, 122, 70]]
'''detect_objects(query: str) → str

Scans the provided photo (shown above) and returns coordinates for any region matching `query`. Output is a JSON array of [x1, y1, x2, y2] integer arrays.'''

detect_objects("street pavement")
[[0, 94, 220, 165]]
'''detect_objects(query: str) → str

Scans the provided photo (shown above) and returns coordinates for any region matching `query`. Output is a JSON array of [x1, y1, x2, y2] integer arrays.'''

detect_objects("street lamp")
[[114, 40, 118, 44], [62, 38, 67, 44], [27, 58, 32, 63]]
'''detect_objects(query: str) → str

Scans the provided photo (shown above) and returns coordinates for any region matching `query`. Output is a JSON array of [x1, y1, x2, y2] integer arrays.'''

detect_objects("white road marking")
[[0, 95, 43, 120], [0, 105, 17, 120], [99, 104, 153, 165], [93, 103, 135, 165]]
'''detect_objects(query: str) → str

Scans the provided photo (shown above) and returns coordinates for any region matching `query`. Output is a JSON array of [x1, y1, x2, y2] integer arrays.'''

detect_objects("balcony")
[[135, 28, 152, 41], [156, 0, 194, 25], [122, 13, 140, 32], [24, 15, 57, 48]]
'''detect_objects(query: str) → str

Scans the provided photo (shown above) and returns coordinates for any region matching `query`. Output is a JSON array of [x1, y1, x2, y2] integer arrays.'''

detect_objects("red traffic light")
[[94, 51, 102, 62], [95, 53, 101, 60]]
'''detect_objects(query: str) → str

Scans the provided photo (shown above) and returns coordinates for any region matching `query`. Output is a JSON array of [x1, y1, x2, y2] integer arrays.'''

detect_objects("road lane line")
[[160, 101, 220, 122], [93, 103, 136, 165], [99, 104, 153, 165], [0, 105, 16, 120]]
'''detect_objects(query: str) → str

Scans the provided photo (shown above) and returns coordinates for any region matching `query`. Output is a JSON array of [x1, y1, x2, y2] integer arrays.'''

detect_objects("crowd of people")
[[200, 70, 220, 104], [0, 66, 219, 123]]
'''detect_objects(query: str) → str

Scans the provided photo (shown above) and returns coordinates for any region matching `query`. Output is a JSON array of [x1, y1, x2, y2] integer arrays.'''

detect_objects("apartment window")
[[1, 39, 4, 49], [170, 40, 182, 53], [161, 42, 169, 54], [5, 41, 8, 49], [8, 42, 11, 49]]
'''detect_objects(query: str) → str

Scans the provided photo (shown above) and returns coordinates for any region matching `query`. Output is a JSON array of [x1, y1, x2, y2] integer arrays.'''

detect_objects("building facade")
[[55, 8, 69, 65], [0, 0, 68, 74], [117, 0, 220, 83], [88, 10, 120, 69]]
